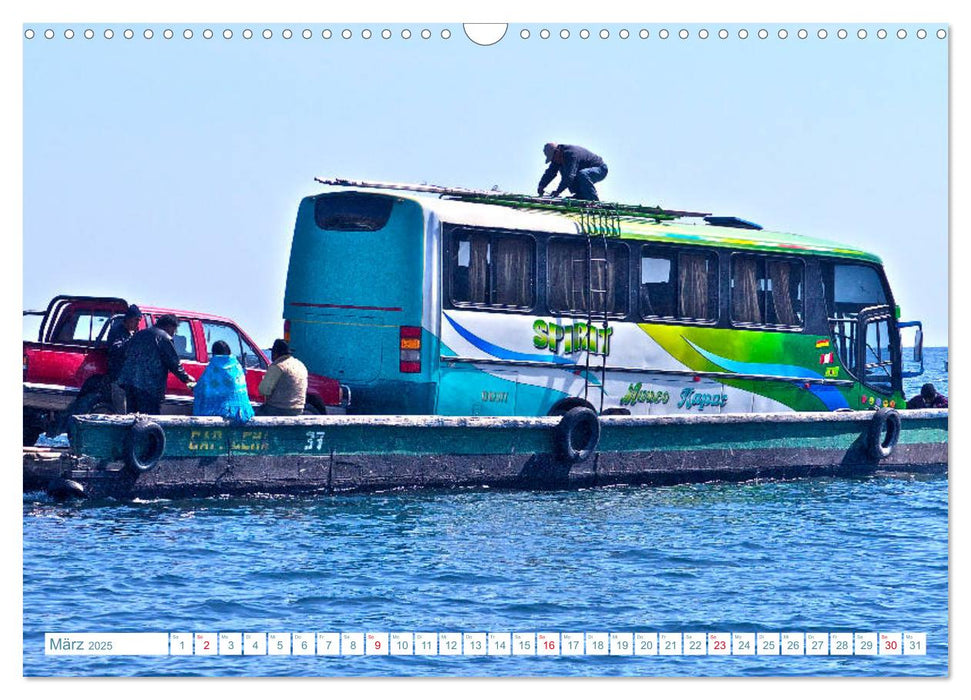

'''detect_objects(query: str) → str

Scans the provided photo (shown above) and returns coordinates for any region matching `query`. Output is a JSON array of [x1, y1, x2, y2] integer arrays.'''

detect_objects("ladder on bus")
[[577, 209, 621, 414]]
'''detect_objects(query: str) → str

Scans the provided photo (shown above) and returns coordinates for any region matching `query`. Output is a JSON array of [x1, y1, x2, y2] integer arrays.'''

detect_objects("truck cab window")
[[56, 311, 112, 344], [202, 321, 267, 369], [173, 321, 195, 360]]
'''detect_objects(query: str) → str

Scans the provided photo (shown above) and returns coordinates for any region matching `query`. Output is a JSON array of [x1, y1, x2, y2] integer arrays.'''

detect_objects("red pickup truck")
[[23, 295, 349, 444]]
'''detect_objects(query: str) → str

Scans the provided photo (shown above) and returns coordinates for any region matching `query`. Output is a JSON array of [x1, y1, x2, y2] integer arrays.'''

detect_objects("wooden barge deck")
[[23, 409, 948, 500]]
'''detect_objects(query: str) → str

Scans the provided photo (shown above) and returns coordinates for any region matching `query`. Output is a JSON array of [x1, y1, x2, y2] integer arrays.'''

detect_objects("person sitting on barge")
[[257, 339, 308, 416], [906, 383, 948, 409], [192, 340, 254, 423]]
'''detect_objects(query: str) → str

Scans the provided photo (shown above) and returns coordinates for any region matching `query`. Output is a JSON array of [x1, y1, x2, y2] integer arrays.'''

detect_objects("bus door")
[[857, 305, 900, 395]]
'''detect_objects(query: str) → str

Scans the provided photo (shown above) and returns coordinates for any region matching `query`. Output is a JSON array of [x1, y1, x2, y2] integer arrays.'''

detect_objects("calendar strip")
[[44, 632, 927, 656]]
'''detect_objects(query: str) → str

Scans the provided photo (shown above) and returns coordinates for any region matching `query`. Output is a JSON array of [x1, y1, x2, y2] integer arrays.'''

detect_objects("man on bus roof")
[[537, 143, 609, 201]]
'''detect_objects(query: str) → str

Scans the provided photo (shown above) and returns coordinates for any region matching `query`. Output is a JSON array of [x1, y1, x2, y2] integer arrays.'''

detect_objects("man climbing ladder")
[[537, 143, 609, 201]]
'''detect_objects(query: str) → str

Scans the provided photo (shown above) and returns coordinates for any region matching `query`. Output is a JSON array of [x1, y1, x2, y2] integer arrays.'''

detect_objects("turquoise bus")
[[282, 180, 924, 417]]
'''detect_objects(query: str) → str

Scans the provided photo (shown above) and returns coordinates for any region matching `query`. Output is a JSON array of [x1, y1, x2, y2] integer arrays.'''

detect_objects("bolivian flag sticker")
[[815, 338, 831, 348]]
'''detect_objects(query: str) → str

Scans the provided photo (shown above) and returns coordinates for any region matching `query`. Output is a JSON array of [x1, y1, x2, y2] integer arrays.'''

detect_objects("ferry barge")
[[25, 180, 947, 499]]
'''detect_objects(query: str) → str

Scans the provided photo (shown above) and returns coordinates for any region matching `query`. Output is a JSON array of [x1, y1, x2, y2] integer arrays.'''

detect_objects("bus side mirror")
[[898, 320, 924, 379]]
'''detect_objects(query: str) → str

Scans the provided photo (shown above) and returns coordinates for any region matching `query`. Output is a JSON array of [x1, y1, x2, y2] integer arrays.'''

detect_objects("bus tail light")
[[283, 319, 291, 344], [400, 326, 422, 373]]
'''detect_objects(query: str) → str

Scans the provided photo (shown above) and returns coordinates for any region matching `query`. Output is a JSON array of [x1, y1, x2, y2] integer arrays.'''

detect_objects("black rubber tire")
[[867, 408, 901, 461], [554, 407, 601, 464], [125, 420, 166, 474], [47, 477, 85, 501], [601, 407, 631, 416]]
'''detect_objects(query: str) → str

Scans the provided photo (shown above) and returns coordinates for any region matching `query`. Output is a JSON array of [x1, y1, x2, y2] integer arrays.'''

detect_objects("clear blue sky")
[[23, 23, 948, 346]]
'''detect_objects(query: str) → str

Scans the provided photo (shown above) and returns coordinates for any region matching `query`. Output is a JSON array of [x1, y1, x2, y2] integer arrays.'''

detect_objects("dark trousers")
[[572, 164, 608, 201], [125, 387, 163, 415]]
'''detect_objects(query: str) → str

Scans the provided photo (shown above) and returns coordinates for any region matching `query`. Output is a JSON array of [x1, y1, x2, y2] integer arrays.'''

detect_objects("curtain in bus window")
[[732, 256, 761, 323], [467, 234, 490, 304], [767, 260, 798, 326], [679, 253, 711, 320], [591, 245, 628, 314], [493, 236, 533, 307], [549, 241, 587, 313]]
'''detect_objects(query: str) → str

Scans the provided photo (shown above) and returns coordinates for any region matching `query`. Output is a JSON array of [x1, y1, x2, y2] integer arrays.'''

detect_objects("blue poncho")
[[192, 355, 255, 423]]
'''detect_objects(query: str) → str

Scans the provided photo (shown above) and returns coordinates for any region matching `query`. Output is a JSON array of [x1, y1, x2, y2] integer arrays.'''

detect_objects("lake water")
[[22, 348, 948, 677]]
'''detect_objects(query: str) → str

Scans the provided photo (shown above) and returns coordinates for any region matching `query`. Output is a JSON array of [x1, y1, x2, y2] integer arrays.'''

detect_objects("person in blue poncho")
[[192, 340, 255, 423]]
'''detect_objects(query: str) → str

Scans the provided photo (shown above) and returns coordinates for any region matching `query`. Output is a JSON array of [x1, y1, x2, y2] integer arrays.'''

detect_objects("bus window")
[[640, 248, 717, 322], [823, 263, 888, 316], [450, 230, 535, 310], [314, 193, 394, 231], [864, 316, 894, 392], [548, 239, 629, 316], [731, 255, 804, 327]]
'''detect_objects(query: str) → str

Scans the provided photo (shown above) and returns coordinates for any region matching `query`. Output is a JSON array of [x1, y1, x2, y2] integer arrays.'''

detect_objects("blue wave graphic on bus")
[[444, 313, 574, 365], [802, 384, 851, 411], [683, 338, 850, 410]]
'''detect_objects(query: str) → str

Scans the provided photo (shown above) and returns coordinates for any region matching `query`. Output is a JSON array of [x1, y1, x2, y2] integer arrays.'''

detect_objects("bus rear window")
[[314, 194, 394, 231]]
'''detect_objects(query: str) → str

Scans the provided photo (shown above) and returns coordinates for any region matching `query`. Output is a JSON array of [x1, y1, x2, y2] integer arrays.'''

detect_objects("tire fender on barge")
[[867, 408, 901, 460], [554, 407, 601, 464], [125, 419, 166, 474]]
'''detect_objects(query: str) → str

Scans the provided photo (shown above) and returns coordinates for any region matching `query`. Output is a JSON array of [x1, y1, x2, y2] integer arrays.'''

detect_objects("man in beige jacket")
[[258, 339, 308, 416]]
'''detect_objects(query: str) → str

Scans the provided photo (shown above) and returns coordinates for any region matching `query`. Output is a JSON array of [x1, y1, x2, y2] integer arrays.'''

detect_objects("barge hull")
[[27, 410, 948, 499]]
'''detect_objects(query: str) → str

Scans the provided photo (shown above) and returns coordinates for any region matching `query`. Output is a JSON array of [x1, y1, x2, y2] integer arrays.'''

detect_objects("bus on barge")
[[284, 179, 923, 418]]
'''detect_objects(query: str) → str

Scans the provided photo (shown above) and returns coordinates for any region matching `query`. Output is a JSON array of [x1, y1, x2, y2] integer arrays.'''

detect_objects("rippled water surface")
[[23, 349, 948, 677]]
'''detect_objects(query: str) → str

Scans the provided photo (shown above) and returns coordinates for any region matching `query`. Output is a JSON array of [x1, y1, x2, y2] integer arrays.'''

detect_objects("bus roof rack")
[[314, 177, 712, 222]]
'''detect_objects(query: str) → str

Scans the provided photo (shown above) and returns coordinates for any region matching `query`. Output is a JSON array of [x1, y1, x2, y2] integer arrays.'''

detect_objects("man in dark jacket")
[[537, 143, 608, 201], [105, 304, 142, 412], [118, 314, 195, 414], [906, 383, 948, 409]]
